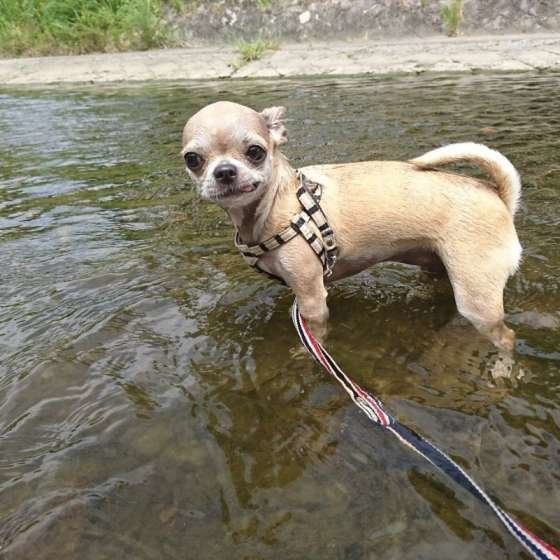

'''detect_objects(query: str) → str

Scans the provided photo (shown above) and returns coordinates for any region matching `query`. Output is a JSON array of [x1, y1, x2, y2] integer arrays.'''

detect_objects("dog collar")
[[235, 171, 338, 283]]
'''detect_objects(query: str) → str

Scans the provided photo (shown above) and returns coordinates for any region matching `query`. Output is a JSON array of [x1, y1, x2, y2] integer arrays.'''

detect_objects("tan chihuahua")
[[181, 101, 522, 351]]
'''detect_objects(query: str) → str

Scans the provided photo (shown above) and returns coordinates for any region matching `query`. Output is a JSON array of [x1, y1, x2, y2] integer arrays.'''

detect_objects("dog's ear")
[[261, 106, 288, 145]]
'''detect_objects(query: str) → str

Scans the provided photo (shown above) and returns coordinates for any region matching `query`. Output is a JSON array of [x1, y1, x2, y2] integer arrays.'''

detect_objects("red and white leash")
[[291, 302, 560, 560]]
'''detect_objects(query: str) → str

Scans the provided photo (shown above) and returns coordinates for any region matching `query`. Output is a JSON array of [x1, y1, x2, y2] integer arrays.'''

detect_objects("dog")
[[181, 101, 522, 351]]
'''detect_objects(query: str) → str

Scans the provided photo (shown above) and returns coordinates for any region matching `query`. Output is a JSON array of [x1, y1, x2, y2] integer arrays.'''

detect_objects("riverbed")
[[0, 72, 559, 558]]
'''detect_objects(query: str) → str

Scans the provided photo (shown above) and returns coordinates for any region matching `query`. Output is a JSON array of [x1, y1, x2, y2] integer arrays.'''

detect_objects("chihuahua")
[[181, 101, 522, 351]]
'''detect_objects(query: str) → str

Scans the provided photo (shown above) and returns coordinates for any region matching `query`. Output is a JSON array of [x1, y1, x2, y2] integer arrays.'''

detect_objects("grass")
[[0, 0, 171, 56], [235, 37, 277, 67], [441, 0, 464, 37]]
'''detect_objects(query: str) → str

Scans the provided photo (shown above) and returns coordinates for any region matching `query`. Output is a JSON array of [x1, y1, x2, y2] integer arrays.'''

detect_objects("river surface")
[[0, 73, 559, 559]]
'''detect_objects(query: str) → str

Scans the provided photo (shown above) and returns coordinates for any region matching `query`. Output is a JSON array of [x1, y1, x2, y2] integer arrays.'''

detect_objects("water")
[[0, 73, 559, 559]]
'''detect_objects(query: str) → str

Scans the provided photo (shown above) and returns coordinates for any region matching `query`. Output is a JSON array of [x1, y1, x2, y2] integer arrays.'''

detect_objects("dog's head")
[[181, 101, 287, 208]]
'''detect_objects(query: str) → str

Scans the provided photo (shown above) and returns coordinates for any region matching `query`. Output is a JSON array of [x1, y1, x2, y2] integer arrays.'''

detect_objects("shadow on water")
[[0, 73, 559, 559]]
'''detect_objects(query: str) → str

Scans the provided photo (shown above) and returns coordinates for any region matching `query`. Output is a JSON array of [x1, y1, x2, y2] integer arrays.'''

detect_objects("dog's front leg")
[[288, 273, 329, 343], [271, 244, 329, 342]]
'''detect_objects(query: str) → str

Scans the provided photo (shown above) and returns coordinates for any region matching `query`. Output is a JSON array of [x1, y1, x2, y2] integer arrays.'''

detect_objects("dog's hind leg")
[[442, 244, 519, 352]]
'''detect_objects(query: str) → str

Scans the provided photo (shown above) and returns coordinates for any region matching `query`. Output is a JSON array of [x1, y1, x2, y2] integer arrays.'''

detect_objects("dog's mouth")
[[212, 181, 260, 199]]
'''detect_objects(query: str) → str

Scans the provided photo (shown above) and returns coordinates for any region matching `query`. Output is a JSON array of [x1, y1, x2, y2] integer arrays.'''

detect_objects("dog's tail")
[[410, 142, 521, 215]]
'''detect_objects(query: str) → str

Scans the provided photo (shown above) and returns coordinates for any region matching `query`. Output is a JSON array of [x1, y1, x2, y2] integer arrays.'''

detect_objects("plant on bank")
[[441, 0, 464, 36], [235, 37, 277, 66], [0, 0, 171, 56]]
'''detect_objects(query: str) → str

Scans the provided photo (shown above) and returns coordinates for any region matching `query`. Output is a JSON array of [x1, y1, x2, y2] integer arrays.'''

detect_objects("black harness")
[[235, 172, 338, 284]]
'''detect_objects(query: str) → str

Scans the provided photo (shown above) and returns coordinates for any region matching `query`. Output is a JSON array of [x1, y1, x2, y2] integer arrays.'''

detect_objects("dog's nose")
[[214, 163, 237, 183]]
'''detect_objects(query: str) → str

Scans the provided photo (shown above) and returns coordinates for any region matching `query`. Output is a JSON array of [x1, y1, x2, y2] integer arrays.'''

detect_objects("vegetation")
[[0, 0, 171, 56], [441, 0, 464, 37], [235, 37, 277, 67]]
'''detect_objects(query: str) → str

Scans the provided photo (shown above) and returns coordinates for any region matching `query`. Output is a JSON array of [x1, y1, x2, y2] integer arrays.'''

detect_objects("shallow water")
[[0, 73, 559, 559]]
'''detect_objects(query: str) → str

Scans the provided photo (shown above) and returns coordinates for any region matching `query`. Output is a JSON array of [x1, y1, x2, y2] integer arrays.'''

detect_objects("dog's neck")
[[227, 152, 297, 243]]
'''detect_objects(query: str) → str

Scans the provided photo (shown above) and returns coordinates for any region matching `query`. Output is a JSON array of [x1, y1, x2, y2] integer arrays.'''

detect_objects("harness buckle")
[[325, 254, 337, 277]]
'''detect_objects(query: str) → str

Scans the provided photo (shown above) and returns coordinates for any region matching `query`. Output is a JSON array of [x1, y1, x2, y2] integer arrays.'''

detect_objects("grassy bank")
[[0, 0, 171, 56]]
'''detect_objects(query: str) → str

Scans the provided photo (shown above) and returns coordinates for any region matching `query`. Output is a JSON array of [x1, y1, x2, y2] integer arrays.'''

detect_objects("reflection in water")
[[0, 73, 559, 559]]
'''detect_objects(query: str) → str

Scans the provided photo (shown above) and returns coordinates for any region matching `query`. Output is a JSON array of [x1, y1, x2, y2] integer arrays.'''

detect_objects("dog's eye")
[[184, 152, 203, 171], [246, 145, 266, 163]]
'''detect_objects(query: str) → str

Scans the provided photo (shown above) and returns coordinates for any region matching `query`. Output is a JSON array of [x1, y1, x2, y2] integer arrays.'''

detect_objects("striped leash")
[[291, 302, 560, 560]]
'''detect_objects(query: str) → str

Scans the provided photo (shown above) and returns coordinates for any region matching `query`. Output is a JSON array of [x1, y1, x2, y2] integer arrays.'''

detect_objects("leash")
[[291, 301, 560, 560]]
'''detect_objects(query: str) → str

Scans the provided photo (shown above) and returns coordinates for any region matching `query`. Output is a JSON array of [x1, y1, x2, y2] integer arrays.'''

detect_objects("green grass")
[[235, 37, 277, 66], [0, 0, 171, 56], [441, 0, 464, 37]]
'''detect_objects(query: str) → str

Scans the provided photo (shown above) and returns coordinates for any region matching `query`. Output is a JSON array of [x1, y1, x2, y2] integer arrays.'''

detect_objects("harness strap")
[[295, 179, 337, 274], [234, 172, 338, 282], [290, 212, 326, 270], [235, 221, 300, 267]]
